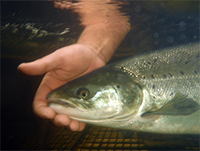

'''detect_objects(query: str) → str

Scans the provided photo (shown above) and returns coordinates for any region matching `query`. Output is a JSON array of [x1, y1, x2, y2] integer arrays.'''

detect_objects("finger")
[[52, 114, 71, 126], [33, 74, 66, 118], [18, 52, 60, 75], [33, 103, 56, 119], [79, 122, 86, 131], [54, 2, 62, 8], [60, 4, 68, 10], [33, 81, 56, 119], [69, 119, 80, 131]]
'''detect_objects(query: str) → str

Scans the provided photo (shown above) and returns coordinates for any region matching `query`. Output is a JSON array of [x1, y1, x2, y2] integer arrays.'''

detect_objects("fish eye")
[[77, 87, 90, 99]]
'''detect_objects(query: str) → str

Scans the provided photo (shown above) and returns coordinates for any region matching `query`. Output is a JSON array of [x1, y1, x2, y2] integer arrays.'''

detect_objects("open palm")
[[18, 43, 106, 131]]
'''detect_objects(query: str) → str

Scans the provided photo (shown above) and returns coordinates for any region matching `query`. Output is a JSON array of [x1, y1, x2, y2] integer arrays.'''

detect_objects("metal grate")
[[11, 122, 199, 150], [45, 125, 82, 150], [42, 126, 200, 151], [74, 126, 145, 150]]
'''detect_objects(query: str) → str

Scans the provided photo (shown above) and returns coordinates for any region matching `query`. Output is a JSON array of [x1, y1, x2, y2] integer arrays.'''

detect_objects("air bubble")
[[154, 33, 159, 38], [179, 21, 186, 28]]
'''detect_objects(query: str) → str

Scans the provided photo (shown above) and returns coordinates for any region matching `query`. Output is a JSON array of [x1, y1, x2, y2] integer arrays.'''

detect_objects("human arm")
[[18, 0, 130, 131]]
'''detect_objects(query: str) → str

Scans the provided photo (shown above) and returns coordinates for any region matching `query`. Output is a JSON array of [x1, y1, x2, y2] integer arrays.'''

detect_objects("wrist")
[[77, 21, 130, 63]]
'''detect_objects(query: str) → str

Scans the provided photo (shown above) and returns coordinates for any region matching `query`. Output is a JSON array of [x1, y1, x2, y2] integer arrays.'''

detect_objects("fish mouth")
[[48, 98, 87, 112]]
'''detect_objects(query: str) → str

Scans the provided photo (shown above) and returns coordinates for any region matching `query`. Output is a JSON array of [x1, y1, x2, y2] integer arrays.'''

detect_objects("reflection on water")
[[1, 1, 199, 60], [54, 0, 130, 26], [1, 0, 130, 60], [1, 0, 199, 150]]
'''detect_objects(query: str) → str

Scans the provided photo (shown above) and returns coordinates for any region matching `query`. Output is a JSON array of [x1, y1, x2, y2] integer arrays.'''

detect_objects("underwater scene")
[[1, 1, 199, 150]]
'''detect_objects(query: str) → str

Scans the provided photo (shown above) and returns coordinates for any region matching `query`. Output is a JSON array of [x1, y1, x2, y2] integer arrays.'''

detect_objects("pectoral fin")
[[141, 93, 200, 117]]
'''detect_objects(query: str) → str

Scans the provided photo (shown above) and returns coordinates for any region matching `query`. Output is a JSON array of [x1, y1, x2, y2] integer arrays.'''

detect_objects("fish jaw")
[[47, 88, 88, 110], [48, 98, 87, 112], [47, 93, 89, 119], [48, 102, 96, 120], [48, 102, 110, 122]]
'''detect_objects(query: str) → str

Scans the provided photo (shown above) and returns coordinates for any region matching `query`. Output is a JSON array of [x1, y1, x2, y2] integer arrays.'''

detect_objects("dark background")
[[1, 1, 199, 150]]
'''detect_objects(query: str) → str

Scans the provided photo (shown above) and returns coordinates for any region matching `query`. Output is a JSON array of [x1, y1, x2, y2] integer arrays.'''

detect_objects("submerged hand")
[[18, 43, 106, 131]]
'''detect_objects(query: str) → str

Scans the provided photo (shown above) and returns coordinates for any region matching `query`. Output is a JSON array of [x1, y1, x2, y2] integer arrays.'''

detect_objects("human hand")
[[18, 43, 106, 131]]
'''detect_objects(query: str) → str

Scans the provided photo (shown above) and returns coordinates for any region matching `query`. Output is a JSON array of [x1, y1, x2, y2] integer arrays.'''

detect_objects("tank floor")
[[2, 120, 199, 150]]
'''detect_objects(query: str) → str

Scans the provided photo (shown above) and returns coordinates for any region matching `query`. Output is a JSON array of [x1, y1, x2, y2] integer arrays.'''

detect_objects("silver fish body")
[[47, 42, 200, 134]]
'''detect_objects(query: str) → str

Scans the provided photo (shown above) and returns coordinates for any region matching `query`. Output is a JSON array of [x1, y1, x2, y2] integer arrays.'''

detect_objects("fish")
[[47, 42, 200, 134]]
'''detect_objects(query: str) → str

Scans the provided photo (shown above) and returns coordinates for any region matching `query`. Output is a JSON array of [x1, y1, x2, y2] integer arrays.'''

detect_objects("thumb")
[[18, 52, 60, 75]]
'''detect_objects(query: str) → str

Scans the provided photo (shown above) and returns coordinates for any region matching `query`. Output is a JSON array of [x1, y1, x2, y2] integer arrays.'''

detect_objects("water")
[[1, 1, 199, 150]]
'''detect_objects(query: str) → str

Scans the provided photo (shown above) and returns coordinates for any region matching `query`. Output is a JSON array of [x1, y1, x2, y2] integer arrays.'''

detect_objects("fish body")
[[47, 42, 200, 134]]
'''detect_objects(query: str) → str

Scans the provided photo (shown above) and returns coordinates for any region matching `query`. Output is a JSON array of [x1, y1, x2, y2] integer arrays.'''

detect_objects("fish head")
[[47, 65, 143, 125]]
